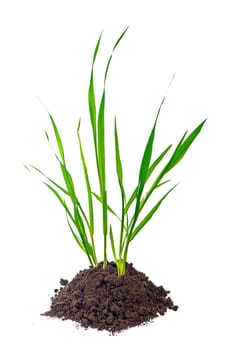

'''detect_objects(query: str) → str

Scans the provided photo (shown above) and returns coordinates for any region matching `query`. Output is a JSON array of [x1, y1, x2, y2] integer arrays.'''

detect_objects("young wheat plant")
[[26, 28, 206, 276]]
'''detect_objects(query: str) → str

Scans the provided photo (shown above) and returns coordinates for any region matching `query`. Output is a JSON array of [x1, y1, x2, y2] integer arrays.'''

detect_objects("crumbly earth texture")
[[43, 262, 178, 334]]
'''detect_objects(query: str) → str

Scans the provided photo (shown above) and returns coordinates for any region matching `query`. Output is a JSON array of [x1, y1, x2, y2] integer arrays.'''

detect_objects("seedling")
[[26, 28, 205, 276]]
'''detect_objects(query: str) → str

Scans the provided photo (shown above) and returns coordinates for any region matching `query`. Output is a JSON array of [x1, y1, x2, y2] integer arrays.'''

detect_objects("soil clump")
[[43, 262, 178, 334]]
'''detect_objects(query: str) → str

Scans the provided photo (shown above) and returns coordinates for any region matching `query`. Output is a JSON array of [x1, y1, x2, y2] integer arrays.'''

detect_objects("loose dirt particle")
[[60, 278, 68, 286]]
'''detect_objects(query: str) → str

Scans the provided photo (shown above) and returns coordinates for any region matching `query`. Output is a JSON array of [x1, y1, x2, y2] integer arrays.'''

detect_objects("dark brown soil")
[[43, 262, 178, 334]]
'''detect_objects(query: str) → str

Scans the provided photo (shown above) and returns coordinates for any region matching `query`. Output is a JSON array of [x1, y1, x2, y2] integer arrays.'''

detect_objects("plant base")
[[43, 262, 178, 334]]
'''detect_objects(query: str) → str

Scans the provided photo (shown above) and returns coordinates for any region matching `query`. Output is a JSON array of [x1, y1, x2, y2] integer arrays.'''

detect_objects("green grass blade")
[[104, 27, 129, 84], [44, 182, 93, 258], [77, 120, 94, 234], [114, 118, 124, 192], [129, 184, 178, 241], [137, 120, 206, 214], [125, 188, 137, 214], [131, 115, 158, 230], [60, 161, 77, 201], [65, 211, 86, 252], [129, 77, 174, 230], [45, 113, 91, 231], [139, 178, 171, 211], [45, 182, 66, 206], [166, 119, 207, 172], [73, 204, 93, 256], [135, 77, 172, 196], [113, 26, 129, 51], [88, 72, 97, 146], [92, 192, 121, 221], [156, 179, 171, 188], [97, 88, 107, 266], [45, 182, 89, 257], [97, 27, 129, 190], [74, 203, 86, 236], [88, 33, 102, 149], [44, 130, 61, 163], [45, 130, 50, 142], [44, 183, 75, 223], [146, 145, 172, 179], [23, 163, 31, 172], [28, 165, 69, 196], [44, 131, 90, 231], [125, 145, 172, 214], [138, 117, 157, 191], [109, 225, 117, 262], [93, 32, 102, 62], [45, 176, 91, 254], [48, 113, 65, 163], [114, 118, 126, 257], [97, 91, 106, 191]]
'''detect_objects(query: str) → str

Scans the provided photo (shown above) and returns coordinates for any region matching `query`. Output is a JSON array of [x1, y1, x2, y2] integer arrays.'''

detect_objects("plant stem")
[[119, 198, 125, 261], [102, 190, 108, 268], [103, 235, 107, 268], [90, 234, 98, 265]]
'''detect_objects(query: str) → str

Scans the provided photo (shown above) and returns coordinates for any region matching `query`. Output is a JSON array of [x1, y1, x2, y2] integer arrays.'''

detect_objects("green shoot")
[[26, 28, 206, 276]]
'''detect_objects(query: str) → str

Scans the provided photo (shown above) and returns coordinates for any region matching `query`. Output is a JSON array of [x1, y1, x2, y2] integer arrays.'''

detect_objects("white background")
[[0, 0, 224, 349]]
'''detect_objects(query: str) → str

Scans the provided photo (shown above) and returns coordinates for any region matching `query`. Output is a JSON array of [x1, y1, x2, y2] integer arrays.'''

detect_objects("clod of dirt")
[[59, 278, 68, 286], [43, 262, 178, 334]]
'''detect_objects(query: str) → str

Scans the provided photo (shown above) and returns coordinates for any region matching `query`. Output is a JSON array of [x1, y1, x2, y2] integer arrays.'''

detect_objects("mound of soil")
[[43, 262, 178, 334]]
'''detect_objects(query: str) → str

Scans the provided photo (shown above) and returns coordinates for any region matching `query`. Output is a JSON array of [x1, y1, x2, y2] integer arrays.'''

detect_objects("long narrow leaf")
[[136, 118, 157, 198], [125, 145, 172, 213], [147, 145, 172, 179], [130, 115, 158, 233], [57, 158, 90, 230], [97, 88, 107, 265], [114, 118, 124, 192], [77, 120, 94, 233], [97, 27, 129, 185], [109, 225, 117, 262], [129, 75, 175, 230], [93, 32, 103, 62], [49, 113, 65, 163], [44, 183, 92, 255], [113, 27, 129, 52], [88, 33, 102, 148], [104, 27, 129, 84], [44, 130, 62, 164], [60, 161, 77, 201], [97, 91, 106, 191], [156, 179, 171, 188], [139, 120, 206, 213], [97, 27, 129, 191], [29, 165, 69, 196], [73, 204, 93, 256], [166, 119, 207, 172], [45, 182, 66, 206], [65, 211, 86, 252], [44, 183, 75, 223], [114, 118, 126, 256], [45, 183, 92, 261], [92, 192, 121, 221], [139, 179, 171, 211], [45, 182, 91, 254], [129, 184, 178, 241], [68, 210, 94, 266]]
